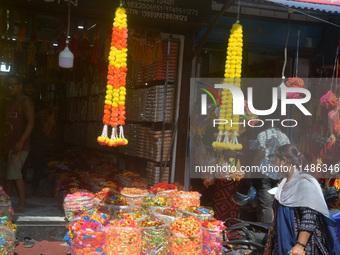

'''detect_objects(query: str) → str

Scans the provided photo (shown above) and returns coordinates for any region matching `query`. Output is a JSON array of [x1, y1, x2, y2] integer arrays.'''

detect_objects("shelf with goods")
[[63, 75, 106, 149], [118, 37, 180, 185]]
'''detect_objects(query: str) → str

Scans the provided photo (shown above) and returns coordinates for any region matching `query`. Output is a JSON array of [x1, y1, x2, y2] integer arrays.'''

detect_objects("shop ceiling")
[[198, 0, 340, 55], [2, 0, 339, 55]]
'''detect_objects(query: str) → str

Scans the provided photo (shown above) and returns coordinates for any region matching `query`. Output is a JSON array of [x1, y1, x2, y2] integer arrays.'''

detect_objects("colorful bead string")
[[98, 5, 128, 147]]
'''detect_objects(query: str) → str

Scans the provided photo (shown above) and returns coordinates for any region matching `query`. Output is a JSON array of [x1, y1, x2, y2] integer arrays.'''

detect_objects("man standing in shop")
[[0, 74, 34, 213], [252, 114, 290, 223]]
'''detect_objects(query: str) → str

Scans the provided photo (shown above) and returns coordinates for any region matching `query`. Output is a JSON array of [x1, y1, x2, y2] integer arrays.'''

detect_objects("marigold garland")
[[97, 6, 128, 147], [213, 22, 243, 151]]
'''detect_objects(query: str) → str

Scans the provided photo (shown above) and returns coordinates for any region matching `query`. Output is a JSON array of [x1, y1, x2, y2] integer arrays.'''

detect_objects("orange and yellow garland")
[[98, 6, 128, 147]]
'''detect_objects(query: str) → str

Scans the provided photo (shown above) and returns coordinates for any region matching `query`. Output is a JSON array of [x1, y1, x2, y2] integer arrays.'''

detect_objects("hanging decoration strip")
[[212, 22, 243, 151], [98, 6, 128, 147]]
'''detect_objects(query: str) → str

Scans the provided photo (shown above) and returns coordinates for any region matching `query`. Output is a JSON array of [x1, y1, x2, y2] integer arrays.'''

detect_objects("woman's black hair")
[[275, 144, 307, 169]]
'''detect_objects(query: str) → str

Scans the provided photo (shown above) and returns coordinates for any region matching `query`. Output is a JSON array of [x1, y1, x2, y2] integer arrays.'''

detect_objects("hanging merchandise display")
[[212, 21, 243, 151], [320, 90, 340, 155], [98, 5, 128, 147]]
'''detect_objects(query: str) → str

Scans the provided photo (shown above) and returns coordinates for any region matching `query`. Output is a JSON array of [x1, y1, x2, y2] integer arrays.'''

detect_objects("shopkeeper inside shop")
[[0, 74, 34, 213]]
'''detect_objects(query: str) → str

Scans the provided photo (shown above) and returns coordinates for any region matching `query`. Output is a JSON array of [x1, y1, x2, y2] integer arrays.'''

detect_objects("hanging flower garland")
[[213, 22, 243, 151], [98, 6, 128, 147]]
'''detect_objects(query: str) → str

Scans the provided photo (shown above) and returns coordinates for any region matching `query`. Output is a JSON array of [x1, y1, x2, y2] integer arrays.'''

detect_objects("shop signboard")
[[124, 0, 211, 25], [293, 0, 340, 6]]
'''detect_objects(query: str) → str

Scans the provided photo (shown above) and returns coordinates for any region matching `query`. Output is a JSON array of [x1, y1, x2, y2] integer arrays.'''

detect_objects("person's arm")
[[13, 97, 34, 152], [290, 207, 316, 255]]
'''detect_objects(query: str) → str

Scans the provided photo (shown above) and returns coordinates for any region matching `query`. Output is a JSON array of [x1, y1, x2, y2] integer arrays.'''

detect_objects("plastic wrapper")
[[0, 225, 15, 255], [170, 229, 202, 255], [105, 226, 141, 254], [152, 208, 183, 224], [64, 196, 96, 221], [172, 191, 201, 211], [141, 223, 170, 255], [121, 192, 147, 209], [202, 226, 225, 255], [0, 201, 12, 218], [103, 202, 134, 214], [71, 228, 106, 255], [182, 210, 214, 223]]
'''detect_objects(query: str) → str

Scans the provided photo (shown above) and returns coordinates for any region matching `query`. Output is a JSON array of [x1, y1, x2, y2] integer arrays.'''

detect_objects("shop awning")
[[265, 0, 340, 13]]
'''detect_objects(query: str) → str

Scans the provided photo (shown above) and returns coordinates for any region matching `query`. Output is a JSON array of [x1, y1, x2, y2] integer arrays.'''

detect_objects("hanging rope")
[[237, 0, 241, 22], [282, 11, 291, 79], [66, 1, 71, 43], [295, 29, 300, 77], [336, 52, 339, 96], [331, 46, 339, 91]]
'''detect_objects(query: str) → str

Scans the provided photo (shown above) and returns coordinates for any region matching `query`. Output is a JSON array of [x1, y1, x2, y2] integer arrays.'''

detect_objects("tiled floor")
[[9, 168, 69, 245], [11, 168, 65, 223], [12, 196, 65, 222]]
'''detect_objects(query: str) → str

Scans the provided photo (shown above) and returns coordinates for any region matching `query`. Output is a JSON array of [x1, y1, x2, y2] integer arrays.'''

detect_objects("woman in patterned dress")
[[265, 144, 340, 255]]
